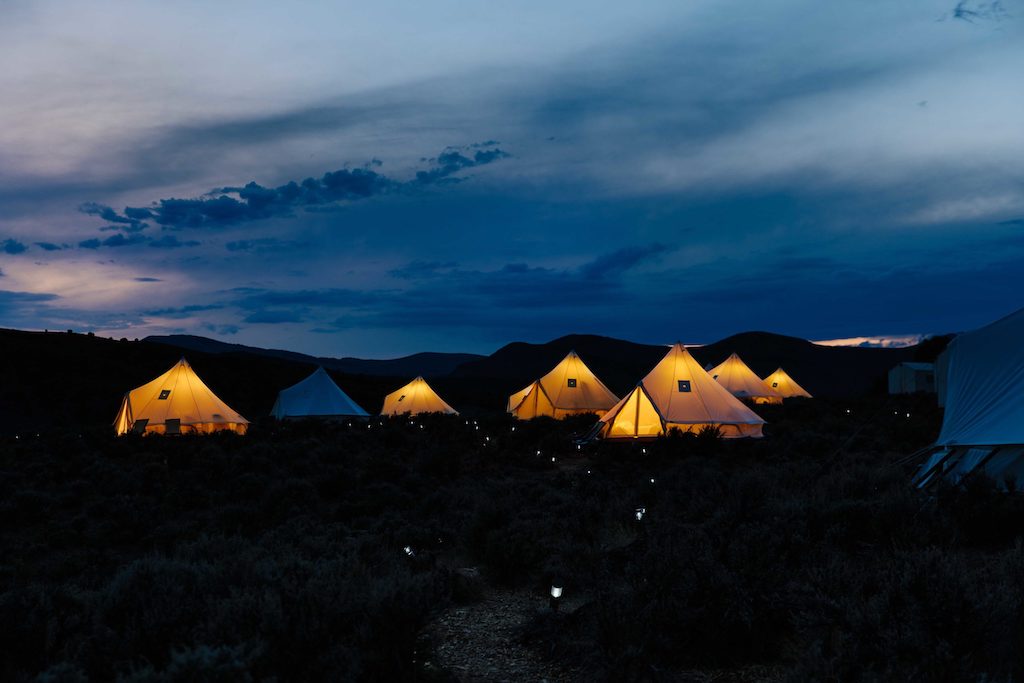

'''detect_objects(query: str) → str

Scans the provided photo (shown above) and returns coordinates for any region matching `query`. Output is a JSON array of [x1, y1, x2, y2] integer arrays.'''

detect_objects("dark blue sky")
[[0, 1, 1021, 356]]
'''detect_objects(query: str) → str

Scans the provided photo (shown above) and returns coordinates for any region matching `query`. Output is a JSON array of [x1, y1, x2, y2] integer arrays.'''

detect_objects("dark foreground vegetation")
[[3, 395, 1023, 681]]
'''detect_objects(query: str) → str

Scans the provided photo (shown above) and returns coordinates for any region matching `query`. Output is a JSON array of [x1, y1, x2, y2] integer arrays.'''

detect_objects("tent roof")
[[381, 376, 458, 416], [936, 308, 1024, 447], [272, 366, 368, 418], [509, 350, 618, 415], [115, 357, 247, 434], [708, 352, 782, 400], [762, 367, 812, 399], [601, 343, 765, 428]]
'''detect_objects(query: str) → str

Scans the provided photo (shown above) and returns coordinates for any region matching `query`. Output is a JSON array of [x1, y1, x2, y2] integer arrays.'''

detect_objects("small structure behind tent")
[[888, 362, 935, 395]]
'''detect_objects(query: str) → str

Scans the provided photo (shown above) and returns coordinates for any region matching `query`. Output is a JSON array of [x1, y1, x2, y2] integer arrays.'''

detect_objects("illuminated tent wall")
[[762, 367, 812, 399], [913, 308, 1024, 489], [381, 376, 458, 416], [508, 350, 619, 419], [708, 352, 783, 404], [114, 358, 248, 435], [271, 366, 369, 419], [597, 343, 765, 439]]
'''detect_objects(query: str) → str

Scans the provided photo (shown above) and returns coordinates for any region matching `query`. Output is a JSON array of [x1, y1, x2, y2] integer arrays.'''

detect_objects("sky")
[[1, 0, 1021, 358]]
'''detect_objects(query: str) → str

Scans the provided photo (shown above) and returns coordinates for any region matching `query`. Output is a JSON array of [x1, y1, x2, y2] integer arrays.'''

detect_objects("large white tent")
[[913, 308, 1024, 488], [508, 350, 619, 419], [596, 343, 765, 439], [271, 366, 368, 419], [114, 358, 248, 435]]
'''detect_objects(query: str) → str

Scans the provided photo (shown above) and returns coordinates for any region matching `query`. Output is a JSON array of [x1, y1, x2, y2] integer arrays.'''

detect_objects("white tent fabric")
[[708, 353, 782, 404], [936, 308, 1024, 447], [114, 358, 248, 435], [598, 343, 765, 439], [508, 350, 619, 419], [271, 366, 368, 419], [381, 376, 458, 416]]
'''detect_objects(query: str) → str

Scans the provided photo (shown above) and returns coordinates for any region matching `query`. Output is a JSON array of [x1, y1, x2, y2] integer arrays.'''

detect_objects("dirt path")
[[425, 587, 581, 682]]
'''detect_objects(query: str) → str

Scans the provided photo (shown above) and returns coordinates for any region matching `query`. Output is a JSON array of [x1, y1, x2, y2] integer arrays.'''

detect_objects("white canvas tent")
[[271, 366, 368, 419], [508, 350, 619, 419], [708, 353, 783, 404], [913, 308, 1024, 488], [762, 367, 812, 399], [596, 343, 765, 439], [381, 376, 458, 416], [114, 358, 248, 435]]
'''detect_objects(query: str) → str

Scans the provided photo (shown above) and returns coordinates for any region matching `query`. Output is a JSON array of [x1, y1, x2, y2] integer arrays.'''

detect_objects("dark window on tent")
[[678, 380, 691, 393], [158, 390, 171, 400], [567, 378, 577, 388], [398, 395, 406, 402], [165, 419, 181, 435], [772, 382, 779, 388], [712, 374, 719, 380]]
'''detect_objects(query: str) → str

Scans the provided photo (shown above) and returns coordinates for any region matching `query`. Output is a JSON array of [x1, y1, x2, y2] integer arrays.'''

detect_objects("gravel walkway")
[[427, 588, 581, 682]]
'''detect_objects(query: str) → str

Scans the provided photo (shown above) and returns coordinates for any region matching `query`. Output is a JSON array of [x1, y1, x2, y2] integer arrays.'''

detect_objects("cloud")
[[82, 143, 509, 232], [414, 148, 510, 184], [230, 243, 668, 333], [144, 303, 224, 319], [79, 202, 148, 232], [242, 309, 305, 324], [77, 233, 199, 249], [225, 237, 307, 252], [134, 277, 161, 282], [388, 260, 459, 279], [950, 1, 1009, 22], [149, 235, 200, 249], [34, 242, 65, 251], [3, 239, 28, 254], [0, 290, 60, 324], [203, 323, 241, 336], [578, 243, 674, 280], [78, 233, 148, 249]]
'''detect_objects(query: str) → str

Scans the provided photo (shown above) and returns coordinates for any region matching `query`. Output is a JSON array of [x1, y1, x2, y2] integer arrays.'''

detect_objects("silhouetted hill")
[[687, 331, 924, 398], [453, 331, 949, 403], [0, 329, 408, 436], [0, 327, 951, 434], [145, 334, 483, 377]]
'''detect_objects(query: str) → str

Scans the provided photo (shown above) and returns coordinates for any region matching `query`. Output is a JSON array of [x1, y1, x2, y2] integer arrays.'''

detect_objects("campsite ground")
[[5, 394, 1024, 682]]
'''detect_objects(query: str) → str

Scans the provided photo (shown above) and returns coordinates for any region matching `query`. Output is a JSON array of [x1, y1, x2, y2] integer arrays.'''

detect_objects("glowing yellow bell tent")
[[114, 358, 248, 435], [708, 353, 783, 404], [508, 350, 620, 419], [271, 366, 369, 419], [597, 343, 765, 439], [762, 367, 812, 399], [380, 376, 458, 416]]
